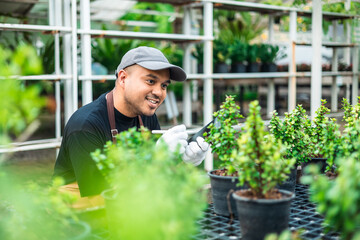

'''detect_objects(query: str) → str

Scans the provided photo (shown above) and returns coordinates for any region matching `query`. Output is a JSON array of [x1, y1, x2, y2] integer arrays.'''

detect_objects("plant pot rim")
[[208, 169, 238, 180], [232, 189, 295, 204]]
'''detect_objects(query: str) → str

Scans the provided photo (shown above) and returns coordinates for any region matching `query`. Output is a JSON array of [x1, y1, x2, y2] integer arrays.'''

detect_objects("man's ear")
[[117, 69, 127, 87]]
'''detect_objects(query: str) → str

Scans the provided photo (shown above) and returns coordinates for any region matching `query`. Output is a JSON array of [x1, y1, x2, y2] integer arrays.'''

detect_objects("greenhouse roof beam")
[[77, 29, 212, 42]]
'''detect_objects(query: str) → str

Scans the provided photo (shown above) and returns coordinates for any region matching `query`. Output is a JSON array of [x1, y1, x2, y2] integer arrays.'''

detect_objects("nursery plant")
[[0, 44, 45, 146], [269, 104, 311, 166], [202, 95, 243, 217], [213, 38, 231, 72], [231, 100, 295, 240], [203, 95, 243, 175], [259, 44, 279, 64], [0, 44, 87, 240], [232, 100, 296, 197], [302, 155, 360, 240], [247, 44, 261, 72], [91, 127, 207, 240]]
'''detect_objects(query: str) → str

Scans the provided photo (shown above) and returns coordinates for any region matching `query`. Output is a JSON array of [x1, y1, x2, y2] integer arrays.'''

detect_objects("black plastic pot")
[[197, 63, 203, 73], [231, 62, 247, 73], [233, 189, 294, 240], [277, 167, 297, 192], [208, 170, 245, 218], [261, 63, 277, 72], [214, 63, 229, 73], [247, 62, 260, 72]]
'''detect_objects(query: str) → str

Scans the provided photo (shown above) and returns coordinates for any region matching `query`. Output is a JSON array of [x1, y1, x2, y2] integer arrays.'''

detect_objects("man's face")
[[121, 65, 170, 117]]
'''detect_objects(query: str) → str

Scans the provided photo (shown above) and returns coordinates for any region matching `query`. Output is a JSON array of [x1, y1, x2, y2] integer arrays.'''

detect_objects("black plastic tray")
[[192, 184, 339, 240]]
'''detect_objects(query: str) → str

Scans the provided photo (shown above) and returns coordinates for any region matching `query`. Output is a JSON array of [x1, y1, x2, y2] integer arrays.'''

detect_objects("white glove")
[[182, 137, 210, 166], [156, 124, 188, 154]]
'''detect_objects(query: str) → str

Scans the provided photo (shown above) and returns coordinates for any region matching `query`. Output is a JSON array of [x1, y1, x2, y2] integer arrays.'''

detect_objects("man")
[[54, 46, 209, 198]]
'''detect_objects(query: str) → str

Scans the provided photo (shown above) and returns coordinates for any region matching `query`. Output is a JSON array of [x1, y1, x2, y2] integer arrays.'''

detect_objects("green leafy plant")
[[0, 44, 83, 240], [229, 39, 248, 64], [0, 44, 45, 145], [342, 97, 360, 128], [258, 44, 280, 64], [319, 117, 342, 173], [302, 156, 360, 240], [215, 11, 266, 43], [91, 127, 207, 239], [308, 99, 331, 158], [0, 175, 81, 240], [203, 95, 243, 173], [231, 100, 295, 198], [247, 44, 261, 64], [213, 39, 231, 64], [269, 105, 311, 165]]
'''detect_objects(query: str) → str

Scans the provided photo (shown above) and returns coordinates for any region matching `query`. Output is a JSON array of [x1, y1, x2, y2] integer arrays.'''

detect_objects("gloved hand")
[[156, 124, 188, 154], [182, 137, 210, 166]]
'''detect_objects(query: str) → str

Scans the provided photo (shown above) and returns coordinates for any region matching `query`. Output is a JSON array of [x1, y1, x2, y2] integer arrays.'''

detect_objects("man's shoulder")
[[65, 94, 107, 133]]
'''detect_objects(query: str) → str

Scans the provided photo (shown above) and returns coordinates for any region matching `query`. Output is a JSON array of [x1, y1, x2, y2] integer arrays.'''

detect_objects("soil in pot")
[[233, 189, 294, 240], [209, 169, 246, 218]]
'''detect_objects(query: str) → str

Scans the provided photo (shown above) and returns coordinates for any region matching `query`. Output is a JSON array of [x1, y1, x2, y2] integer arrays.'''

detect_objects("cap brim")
[[138, 61, 187, 82]]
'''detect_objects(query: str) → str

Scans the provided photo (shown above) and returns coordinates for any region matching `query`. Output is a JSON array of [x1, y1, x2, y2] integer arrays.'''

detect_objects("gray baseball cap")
[[115, 46, 187, 82]]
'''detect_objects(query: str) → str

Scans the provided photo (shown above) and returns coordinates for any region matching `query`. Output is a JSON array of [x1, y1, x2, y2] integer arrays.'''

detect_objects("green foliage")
[[342, 97, 360, 128], [302, 156, 360, 240], [231, 101, 295, 198], [320, 118, 342, 172], [229, 39, 248, 63], [0, 172, 81, 240], [216, 11, 266, 43], [161, 43, 184, 68], [269, 105, 311, 165], [258, 44, 280, 63], [91, 127, 153, 185], [203, 95, 243, 172], [213, 39, 231, 64], [247, 44, 261, 63], [121, 3, 175, 33], [0, 44, 45, 144], [91, 127, 207, 239], [258, 44, 286, 64]]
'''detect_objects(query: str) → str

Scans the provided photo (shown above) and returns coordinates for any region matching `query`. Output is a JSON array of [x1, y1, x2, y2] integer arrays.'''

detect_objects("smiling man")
[[53, 46, 209, 199]]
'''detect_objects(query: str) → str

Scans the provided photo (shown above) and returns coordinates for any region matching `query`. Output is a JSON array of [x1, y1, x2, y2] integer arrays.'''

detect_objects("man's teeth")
[[148, 99, 157, 104]]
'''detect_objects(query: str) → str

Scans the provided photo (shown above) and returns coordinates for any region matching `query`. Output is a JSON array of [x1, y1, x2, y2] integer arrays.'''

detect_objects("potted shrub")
[[213, 39, 231, 73], [247, 44, 261, 72], [259, 44, 279, 72], [229, 40, 248, 73], [203, 95, 244, 217], [269, 105, 311, 190], [304, 99, 331, 172], [91, 127, 207, 239], [231, 100, 296, 240], [302, 155, 360, 240]]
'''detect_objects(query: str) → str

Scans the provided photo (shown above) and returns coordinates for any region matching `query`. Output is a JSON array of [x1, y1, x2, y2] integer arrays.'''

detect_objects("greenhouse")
[[1, 0, 360, 239]]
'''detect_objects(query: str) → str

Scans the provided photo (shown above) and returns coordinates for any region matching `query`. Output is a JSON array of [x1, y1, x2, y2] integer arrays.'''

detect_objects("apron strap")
[[106, 90, 144, 144]]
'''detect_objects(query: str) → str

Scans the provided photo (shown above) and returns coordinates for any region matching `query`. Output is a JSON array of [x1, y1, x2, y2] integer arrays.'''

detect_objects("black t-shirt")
[[53, 92, 160, 197]]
